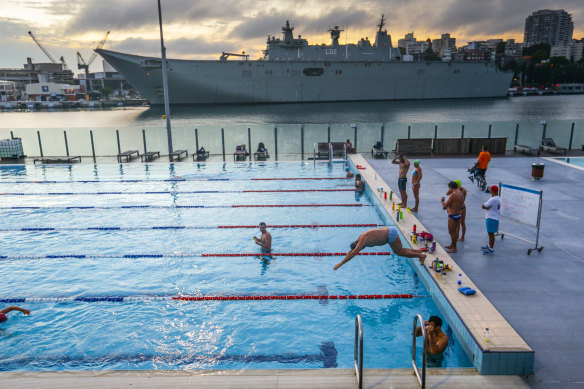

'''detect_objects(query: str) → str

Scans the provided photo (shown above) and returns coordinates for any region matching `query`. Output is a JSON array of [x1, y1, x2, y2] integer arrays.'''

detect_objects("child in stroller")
[[468, 163, 487, 191]]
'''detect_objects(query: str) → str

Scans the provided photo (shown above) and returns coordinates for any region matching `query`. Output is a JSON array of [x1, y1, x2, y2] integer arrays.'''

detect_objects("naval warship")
[[97, 16, 513, 105]]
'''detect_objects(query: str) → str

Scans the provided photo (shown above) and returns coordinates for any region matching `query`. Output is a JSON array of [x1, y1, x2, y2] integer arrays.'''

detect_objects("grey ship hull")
[[98, 49, 513, 105]]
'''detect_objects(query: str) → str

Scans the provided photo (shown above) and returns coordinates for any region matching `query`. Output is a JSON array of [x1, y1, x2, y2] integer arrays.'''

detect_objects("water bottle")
[[457, 273, 462, 286], [484, 328, 490, 343], [389, 191, 393, 200], [413, 224, 416, 233], [396, 210, 400, 221]]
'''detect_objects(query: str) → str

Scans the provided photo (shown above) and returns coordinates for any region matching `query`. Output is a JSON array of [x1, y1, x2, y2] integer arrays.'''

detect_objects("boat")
[[97, 16, 513, 105]]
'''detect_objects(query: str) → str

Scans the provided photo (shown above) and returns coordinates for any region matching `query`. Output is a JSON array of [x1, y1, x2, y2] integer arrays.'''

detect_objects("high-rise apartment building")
[[524, 9, 573, 46]]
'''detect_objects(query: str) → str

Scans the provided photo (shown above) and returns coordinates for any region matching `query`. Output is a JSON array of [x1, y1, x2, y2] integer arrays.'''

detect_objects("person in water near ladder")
[[333, 227, 426, 270]]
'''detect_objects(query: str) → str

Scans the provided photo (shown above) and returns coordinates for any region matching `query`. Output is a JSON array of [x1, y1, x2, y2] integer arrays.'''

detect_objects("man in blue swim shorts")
[[441, 181, 464, 253], [392, 153, 410, 208], [481, 186, 501, 255], [333, 227, 426, 270]]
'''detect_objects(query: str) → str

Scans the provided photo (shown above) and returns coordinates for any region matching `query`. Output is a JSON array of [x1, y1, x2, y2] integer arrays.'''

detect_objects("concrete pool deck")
[[363, 154, 584, 389]]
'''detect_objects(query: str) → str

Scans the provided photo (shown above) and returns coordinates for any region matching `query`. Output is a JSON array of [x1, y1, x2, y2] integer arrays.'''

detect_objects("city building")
[[397, 32, 429, 55], [524, 9, 574, 46], [550, 39, 584, 61], [24, 82, 83, 101], [431, 33, 456, 57], [0, 80, 18, 101]]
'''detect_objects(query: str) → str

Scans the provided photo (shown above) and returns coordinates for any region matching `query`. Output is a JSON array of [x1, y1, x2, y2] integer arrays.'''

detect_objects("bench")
[[514, 144, 540, 156], [254, 149, 269, 161], [540, 138, 567, 154], [234, 150, 249, 161], [169, 149, 188, 161], [395, 138, 433, 154], [140, 151, 160, 162], [194, 150, 209, 161], [33, 156, 81, 164], [317, 142, 345, 159], [371, 148, 388, 158], [117, 150, 139, 163]]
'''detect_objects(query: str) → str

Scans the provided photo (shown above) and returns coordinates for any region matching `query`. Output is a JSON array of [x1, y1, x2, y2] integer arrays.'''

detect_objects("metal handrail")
[[354, 314, 364, 389], [412, 314, 427, 389]]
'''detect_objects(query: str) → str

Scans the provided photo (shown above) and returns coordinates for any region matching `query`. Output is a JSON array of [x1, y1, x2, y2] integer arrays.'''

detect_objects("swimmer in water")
[[333, 227, 426, 270], [0, 306, 31, 323], [253, 222, 272, 257]]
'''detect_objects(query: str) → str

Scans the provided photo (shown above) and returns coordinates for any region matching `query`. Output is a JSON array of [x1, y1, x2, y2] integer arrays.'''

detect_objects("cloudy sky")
[[1, 0, 582, 73]]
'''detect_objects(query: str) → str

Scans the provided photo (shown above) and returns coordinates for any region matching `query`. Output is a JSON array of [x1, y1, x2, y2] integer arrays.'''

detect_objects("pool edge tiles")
[[349, 155, 534, 376]]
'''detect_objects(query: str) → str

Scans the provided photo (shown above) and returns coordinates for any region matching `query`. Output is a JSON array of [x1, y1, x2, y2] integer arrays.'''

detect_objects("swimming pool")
[[0, 162, 472, 371], [549, 156, 584, 170]]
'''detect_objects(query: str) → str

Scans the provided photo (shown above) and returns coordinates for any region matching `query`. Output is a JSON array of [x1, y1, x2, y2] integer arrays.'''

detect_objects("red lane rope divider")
[[173, 294, 420, 301], [201, 252, 392, 257], [217, 224, 380, 228], [231, 204, 363, 208], [251, 177, 348, 181], [242, 189, 355, 193]]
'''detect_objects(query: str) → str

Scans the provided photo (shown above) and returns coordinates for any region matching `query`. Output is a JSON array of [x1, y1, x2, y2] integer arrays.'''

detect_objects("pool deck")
[[363, 154, 584, 389]]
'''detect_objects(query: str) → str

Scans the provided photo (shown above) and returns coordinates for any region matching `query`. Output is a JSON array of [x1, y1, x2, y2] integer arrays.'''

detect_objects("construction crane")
[[77, 31, 110, 78], [27, 30, 69, 70]]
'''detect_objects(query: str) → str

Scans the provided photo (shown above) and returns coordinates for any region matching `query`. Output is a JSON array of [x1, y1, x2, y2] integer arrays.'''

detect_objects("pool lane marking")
[[0, 177, 348, 184], [0, 223, 382, 232], [0, 204, 368, 210], [0, 294, 424, 303], [0, 252, 392, 260], [0, 189, 355, 196]]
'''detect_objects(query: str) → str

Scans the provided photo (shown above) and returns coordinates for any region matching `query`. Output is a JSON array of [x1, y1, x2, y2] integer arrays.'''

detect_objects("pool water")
[[552, 157, 584, 168], [0, 162, 472, 371]]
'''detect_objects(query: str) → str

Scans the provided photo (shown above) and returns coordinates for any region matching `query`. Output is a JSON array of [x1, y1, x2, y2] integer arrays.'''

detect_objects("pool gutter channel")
[[349, 155, 534, 376]]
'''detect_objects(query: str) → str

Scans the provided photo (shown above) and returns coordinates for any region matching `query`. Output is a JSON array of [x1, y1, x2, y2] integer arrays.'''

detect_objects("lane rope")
[[0, 204, 368, 210], [0, 188, 355, 196], [0, 293, 423, 303], [0, 224, 381, 232], [0, 177, 348, 184], [0, 252, 392, 260]]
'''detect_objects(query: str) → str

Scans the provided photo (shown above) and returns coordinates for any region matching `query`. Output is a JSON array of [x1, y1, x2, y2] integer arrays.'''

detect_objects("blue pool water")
[[0, 162, 472, 371], [552, 157, 584, 168]]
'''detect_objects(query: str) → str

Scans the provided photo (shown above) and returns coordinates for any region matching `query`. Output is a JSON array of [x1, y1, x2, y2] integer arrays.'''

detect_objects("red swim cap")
[[0, 313, 7, 323], [490, 185, 498, 193]]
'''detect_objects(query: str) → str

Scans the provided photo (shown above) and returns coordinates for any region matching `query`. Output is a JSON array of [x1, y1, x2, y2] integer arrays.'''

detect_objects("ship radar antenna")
[[378, 14, 385, 32]]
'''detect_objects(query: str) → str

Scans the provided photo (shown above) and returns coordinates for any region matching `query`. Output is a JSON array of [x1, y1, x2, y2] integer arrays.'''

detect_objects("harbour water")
[[1, 95, 583, 159]]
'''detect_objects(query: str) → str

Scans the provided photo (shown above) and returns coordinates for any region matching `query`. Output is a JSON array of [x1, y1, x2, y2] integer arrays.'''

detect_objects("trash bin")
[[531, 163, 545, 179]]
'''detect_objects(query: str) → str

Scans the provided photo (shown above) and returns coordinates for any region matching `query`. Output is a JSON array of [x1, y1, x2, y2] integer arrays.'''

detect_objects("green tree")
[[423, 48, 441, 61], [100, 86, 114, 99], [495, 42, 506, 54]]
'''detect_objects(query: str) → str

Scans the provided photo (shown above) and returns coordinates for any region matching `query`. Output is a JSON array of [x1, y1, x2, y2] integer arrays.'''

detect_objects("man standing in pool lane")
[[392, 153, 410, 208], [441, 181, 464, 253], [333, 227, 426, 270], [253, 222, 272, 255]]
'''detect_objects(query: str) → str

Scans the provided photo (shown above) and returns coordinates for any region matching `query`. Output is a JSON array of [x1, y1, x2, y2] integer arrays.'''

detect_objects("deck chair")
[[540, 138, 567, 154], [371, 141, 388, 158], [254, 142, 269, 160]]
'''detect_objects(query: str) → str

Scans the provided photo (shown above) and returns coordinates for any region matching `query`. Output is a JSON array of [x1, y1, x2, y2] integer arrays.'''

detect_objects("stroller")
[[468, 163, 487, 191]]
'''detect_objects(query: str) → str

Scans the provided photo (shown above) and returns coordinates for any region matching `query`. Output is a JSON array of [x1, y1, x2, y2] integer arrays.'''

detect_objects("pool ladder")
[[354, 313, 427, 389], [412, 313, 427, 389]]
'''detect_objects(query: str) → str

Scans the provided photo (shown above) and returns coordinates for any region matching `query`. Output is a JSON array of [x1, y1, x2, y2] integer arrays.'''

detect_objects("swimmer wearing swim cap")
[[0, 306, 31, 323], [411, 160, 422, 212], [455, 179, 468, 241]]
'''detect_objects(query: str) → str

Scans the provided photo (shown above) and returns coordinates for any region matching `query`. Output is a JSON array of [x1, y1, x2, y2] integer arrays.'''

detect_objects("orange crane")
[[27, 30, 69, 70], [77, 31, 110, 78]]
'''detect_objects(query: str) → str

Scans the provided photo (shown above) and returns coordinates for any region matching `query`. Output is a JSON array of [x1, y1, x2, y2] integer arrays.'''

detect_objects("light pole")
[[157, 0, 173, 155]]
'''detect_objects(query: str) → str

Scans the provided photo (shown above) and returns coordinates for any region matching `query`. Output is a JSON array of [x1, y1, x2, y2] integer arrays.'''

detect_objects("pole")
[[301, 125, 304, 160], [488, 124, 492, 138], [247, 128, 251, 161], [542, 122, 547, 141], [408, 125, 411, 139], [354, 124, 357, 151], [90, 130, 96, 163], [221, 128, 225, 161], [274, 127, 278, 161], [37, 131, 43, 158], [157, 0, 173, 155], [142, 129, 147, 153], [568, 123, 575, 150], [434, 125, 438, 139], [327, 126, 330, 143], [380, 125, 384, 147], [10, 131, 14, 139], [514, 123, 519, 146], [63, 130, 69, 156], [461, 124, 465, 139], [195, 128, 199, 151], [116, 130, 121, 155]]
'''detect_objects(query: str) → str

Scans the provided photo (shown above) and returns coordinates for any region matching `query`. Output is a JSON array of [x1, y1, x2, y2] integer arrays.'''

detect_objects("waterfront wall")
[[1, 120, 582, 160]]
